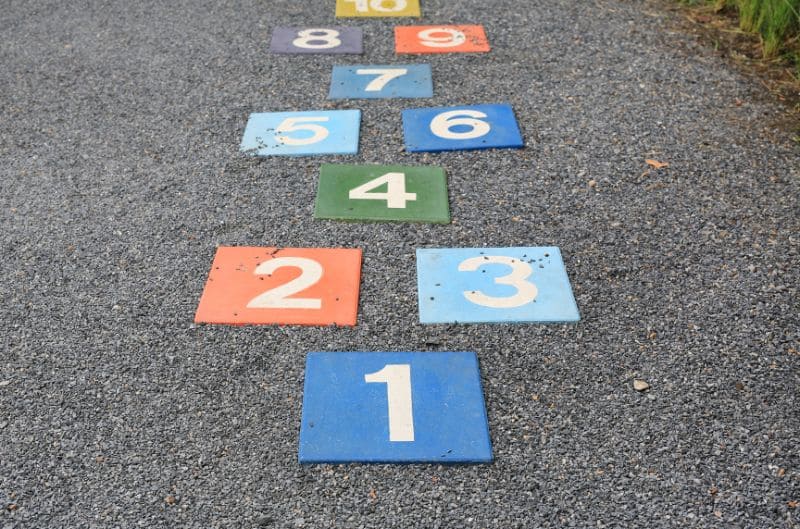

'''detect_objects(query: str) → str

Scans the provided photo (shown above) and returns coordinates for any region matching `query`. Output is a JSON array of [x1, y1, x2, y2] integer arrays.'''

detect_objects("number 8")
[[293, 28, 342, 49]]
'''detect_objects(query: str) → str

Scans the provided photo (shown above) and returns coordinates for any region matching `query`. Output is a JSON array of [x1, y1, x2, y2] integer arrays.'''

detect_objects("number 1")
[[365, 364, 414, 442]]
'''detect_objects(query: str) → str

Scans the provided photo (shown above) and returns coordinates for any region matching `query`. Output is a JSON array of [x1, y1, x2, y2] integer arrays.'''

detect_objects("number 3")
[[458, 256, 538, 308]]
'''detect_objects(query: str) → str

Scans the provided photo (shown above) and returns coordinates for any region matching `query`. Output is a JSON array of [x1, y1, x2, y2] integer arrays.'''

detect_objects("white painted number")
[[293, 28, 342, 49], [458, 256, 538, 308], [348, 172, 416, 209], [430, 110, 491, 140], [417, 27, 466, 48], [275, 116, 330, 146], [347, 0, 408, 12], [355, 68, 408, 91], [365, 364, 414, 442], [247, 257, 323, 309]]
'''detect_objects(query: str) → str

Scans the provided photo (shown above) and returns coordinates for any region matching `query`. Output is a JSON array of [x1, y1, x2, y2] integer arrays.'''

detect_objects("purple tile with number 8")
[[270, 27, 363, 55]]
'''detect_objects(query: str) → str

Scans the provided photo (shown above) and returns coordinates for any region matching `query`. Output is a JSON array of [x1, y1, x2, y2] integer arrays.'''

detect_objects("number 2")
[[247, 257, 323, 309], [348, 172, 416, 208], [365, 364, 414, 442], [355, 68, 408, 91], [458, 256, 538, 308]]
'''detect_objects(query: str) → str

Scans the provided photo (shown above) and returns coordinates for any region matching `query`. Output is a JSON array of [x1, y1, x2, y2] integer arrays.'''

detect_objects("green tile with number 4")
[[314, 164, 450, 224]]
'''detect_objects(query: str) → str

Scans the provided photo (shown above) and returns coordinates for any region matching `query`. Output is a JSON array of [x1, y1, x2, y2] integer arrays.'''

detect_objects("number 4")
[[349, 172, 416, 208]]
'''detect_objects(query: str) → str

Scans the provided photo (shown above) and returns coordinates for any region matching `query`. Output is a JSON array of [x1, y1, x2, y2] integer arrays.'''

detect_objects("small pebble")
[[633, 379, 650, 392]]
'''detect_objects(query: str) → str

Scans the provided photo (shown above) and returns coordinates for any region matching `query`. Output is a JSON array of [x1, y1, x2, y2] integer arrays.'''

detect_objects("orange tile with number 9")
[[194, 247, 362, 326], [395, 25, 490, 54]]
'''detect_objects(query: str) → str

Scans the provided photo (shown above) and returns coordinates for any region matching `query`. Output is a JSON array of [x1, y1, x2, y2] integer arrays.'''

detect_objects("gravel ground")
[[1, 0, 798, 527]]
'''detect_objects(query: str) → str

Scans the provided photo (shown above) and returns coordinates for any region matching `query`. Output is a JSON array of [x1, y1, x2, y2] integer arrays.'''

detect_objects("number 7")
[[355, 68, 408, 91]]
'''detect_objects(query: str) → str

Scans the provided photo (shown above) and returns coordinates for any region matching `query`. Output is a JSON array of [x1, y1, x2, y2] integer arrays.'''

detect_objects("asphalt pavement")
[[1, 0, 798, 527]]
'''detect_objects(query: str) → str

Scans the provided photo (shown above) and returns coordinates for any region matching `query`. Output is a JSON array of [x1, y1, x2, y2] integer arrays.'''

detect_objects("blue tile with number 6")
[[240, 110, 360, 156], [329, 64, 433, 99], [402, 103, 523, 152], [416, 247, 580, 324], [299, 351, 492, 464]]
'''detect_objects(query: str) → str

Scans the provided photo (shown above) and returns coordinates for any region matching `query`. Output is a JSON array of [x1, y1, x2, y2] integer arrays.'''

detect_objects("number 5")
[[355, 68, 408, 91], [275, 116, 330, 146], [458, 256, 538, 308]]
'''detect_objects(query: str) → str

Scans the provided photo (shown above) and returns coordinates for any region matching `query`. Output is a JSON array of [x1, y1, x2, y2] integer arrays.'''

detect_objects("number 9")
[[417, 27, 466, 48]]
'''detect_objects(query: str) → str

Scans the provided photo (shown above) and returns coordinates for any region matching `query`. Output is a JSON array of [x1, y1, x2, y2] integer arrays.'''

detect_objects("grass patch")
[[713, 0, 800, 60]]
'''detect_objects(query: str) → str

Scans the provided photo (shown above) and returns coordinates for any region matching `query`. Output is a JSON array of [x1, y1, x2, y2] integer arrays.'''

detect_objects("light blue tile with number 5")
[[402, 103, 523, 152], [416, 247, 580, 324], [329, 64, 433, 99], [299, 351, 492, 464], [240, 110, 360, 156]]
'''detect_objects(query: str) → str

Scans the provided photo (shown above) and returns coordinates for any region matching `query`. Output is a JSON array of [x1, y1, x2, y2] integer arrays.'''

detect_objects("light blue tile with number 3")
[[299, 351, 492, 464], [329, 64, 433, 99], [416, 247, 580, 324], [240, 110, 360, 156], [402, 103, 523, 152]]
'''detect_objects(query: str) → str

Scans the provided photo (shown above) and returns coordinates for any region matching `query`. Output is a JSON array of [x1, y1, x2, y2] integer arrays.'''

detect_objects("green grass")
[[722, 0, 800, 57]]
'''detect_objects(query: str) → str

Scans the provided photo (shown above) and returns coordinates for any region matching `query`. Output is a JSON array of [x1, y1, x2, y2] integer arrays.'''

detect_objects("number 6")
[[430, 110, 491, 140]]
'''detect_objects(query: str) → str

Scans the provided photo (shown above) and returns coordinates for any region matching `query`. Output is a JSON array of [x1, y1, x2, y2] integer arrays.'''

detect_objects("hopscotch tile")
[[240, 110, 360, 157], [270, 27, 363, 54], [194, 247, 362, 326], [314, 164, 449, 223], [395, 25, 490, 54], [328, 64, 433, 99], [336, 0, 420, 17], [416, 247, 580, 324], [402, 103, 523, 152], [299, 351, 492, 463]]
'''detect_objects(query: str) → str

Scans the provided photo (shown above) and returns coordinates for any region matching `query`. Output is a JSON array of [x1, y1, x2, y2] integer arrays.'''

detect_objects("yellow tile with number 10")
[[336, 0, 420, 18]]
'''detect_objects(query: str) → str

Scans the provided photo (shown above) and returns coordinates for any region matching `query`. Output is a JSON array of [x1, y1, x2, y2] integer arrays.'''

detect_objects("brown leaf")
[[645, 159, 669, 169], [788, 500, 798, 509], [368, 489, 377, 500]]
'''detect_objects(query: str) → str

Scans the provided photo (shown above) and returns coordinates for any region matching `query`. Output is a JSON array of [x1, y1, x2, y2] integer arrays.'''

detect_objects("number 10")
[[365, 364, 415, 442]]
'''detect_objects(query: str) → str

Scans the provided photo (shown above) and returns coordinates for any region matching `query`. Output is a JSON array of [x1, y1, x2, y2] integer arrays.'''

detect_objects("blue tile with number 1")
[[402, 103, 523, 152], [329, 64, 433, 99], [299, 351, 492, 464], [416, 247, 580, 324], [240, 110, 360, 156]]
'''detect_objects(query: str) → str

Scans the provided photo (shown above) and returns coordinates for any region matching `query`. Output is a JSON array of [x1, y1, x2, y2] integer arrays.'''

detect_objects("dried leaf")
[[368, 489, 377, 500], [645, 159, 669, 169]]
